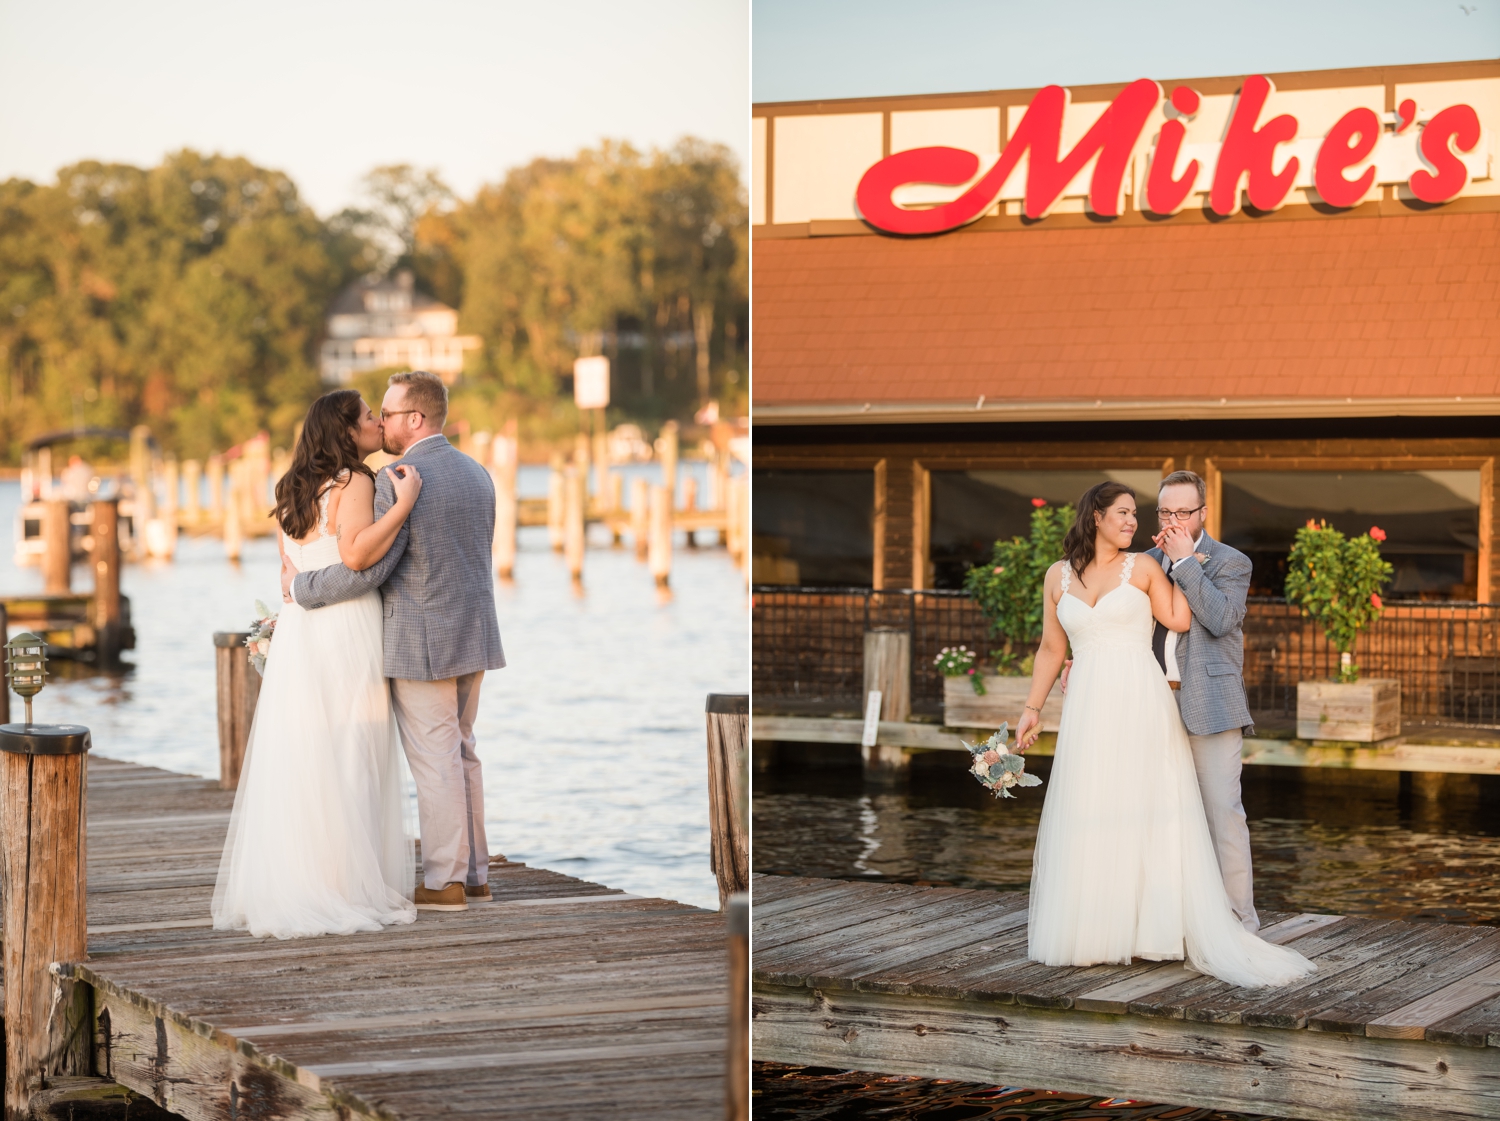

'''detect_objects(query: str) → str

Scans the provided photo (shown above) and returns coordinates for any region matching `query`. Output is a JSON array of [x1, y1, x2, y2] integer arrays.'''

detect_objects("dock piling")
[[726, 891, 749, 1121], [41, 500, 71, 594], [0, 706, 91, 1119], [547, 454, 565, 552], [656, 420, 679, 503], [223, 465, 243, 562], [564, 465, 585, 585], [648, 484, 672, 587], [213, 632, 261, 788], [181, 459, 202, 526], [491, 435, 518, 580], [631, 477, 650, 559], [90, 501, 122, 667], [705, 694, 748, 909]]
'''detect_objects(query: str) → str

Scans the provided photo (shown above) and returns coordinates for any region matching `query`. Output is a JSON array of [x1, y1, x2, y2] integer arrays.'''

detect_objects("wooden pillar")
[[648, 484, 672, 587], [656, 420, 679, 504], [631, 477, 650, 560], [591, 416, 610, 511], [213, 632, 261, 789], [547, 454, 565, 552], [682, 476, 699, 549], [725, 891, 748, 1121], [491, 436, 518, 580], [90, 500, 122, 667], [705, 694, 748, 909], [872, 459, 887, 590], [1, 722, 91, 1120], [0, 606, 8, 725], [40, 500, 71, 594], [911, 460, 931, 590], [864, 628, 911, 723], [205, 454, 224, 519], [223, 463, 243, 562], [181, 459, 202, 526], [564, 465, 585, 585], [1479, 457, 1494, 604], [1203, 457, 1223, 541]]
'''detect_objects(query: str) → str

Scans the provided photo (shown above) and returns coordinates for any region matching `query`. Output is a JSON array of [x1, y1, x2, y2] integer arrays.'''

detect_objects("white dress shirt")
[[1163, 531, 1205, 683]]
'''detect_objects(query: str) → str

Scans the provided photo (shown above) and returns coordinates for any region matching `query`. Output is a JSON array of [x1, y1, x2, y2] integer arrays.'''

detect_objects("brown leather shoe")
[[415, 882, 468, 911], [465, 884, 493, 904]]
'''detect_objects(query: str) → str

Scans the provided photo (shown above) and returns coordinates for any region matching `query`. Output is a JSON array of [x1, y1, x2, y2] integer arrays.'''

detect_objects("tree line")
[[0, 140, 746, 463]]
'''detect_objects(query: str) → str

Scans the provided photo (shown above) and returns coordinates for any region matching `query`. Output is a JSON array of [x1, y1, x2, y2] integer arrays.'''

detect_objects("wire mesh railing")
[[752, 587, 1500, 728]]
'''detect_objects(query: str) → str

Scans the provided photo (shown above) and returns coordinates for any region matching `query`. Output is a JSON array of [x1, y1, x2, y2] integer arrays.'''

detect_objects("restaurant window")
[[930, 470, 1163, 590], [752, 469, 874, 587], [1221, 471, 1480, 600]]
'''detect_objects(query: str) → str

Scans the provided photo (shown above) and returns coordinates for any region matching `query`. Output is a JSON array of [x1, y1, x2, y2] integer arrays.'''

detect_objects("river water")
[[2, 465, 747, 912]]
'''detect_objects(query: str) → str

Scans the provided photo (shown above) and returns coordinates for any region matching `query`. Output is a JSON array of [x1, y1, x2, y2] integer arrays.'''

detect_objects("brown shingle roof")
[[752, 212, 1500, 412]]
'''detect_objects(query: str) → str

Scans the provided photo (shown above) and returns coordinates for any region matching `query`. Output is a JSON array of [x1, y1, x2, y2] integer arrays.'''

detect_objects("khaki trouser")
[[1184, 725, 1259, 932], [390, 672, 490, 891]]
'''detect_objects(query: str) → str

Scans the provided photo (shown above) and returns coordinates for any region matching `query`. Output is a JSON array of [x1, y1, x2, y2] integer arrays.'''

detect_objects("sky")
[[753, 0, 1499, 102], [0, 0, 749, 216]]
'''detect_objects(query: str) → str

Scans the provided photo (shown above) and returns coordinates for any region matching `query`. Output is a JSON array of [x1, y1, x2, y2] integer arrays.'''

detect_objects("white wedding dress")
[[1027, 555, 1316, 988], [212, 477, 416, 939]]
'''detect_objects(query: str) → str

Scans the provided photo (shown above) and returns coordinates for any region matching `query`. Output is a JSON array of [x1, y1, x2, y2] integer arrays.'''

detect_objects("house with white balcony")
[[320, 271, 481, 384]]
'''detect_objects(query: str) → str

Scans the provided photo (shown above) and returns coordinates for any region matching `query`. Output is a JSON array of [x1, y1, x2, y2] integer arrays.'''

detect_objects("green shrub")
[[963, 502, 1074, 671], [1283, 520, 1393, 683]]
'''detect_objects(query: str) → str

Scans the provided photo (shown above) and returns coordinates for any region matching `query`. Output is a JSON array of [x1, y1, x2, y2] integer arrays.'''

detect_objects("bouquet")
[[962, 723, 1043, 799], [246, 600, 278, 676], [934, 645, 986, 695]]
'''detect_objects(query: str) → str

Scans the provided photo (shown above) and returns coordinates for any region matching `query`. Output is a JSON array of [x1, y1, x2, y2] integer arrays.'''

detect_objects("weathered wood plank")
[[1367, 957, 1500, 1039]]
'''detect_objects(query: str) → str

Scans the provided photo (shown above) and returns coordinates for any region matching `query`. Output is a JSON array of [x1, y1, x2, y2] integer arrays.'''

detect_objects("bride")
[[1013, 482, 1315, 988], [212, 389, 422, 939]]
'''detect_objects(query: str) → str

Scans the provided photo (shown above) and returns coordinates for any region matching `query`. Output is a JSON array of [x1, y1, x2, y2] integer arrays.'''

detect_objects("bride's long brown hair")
[[1061, 481, 1136, 587], [274, 390, 376, 538]]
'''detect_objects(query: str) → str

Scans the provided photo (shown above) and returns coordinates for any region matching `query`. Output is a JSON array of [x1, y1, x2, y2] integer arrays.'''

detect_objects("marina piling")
[[705, 694, 748, 909], [223, 464, 243, 562], [547, 453, 565, 551], [90, 501, 123, 667], [564, 465, 586, 585], [213, 632, 261, 789], [727, 891, 749, 1121], [41, 500, 71, 594], [491, 436, 518, 580], [205, 454, 224, 519], [648, 484, 672, 587], [0, 669, 91, 1120], [631, 477, 650, 559], [656, 420, 679, 503], [181, 459, 202, 526]]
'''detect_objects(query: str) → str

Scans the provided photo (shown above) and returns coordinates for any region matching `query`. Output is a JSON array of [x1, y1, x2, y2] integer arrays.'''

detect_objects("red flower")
[[1371, 593, 1383, 609], [1369, 526, 1387, 542], [1305, 519, 1319, 529], [1031, 498, 1047, 508]]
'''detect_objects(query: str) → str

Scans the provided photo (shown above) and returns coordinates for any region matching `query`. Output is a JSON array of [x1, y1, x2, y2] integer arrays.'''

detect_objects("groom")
[[1147, 470, 1259, 932], [282, 370, 505, 912]]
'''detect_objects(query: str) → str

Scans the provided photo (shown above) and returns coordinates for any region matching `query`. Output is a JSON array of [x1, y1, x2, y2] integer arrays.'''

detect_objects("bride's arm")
[[335, 468, 422, 572], [1016, 563, 1067, 751], [1138, 553, 1191, 632]]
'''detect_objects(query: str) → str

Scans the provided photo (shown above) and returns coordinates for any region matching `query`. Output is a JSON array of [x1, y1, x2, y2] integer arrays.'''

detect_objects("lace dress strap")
[[1120, 552, 1137, 585], [1058, 561, 1071, 595], [315, 470, 351, 539]]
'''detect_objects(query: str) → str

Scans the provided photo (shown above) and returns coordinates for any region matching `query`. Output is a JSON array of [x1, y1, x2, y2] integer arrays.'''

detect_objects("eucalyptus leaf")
[[1018, 773, 1043, 787], [1000, 752, 1026, 773]]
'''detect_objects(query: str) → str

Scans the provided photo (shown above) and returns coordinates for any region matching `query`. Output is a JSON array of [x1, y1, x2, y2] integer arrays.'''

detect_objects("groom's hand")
[[1160, 524, 1195, 563], [280, 554, 295, 603]]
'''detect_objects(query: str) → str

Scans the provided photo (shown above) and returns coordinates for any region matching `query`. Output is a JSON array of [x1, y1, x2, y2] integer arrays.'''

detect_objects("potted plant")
[[949, 501, 1072, 730], [1284, 520, 1398, 742]]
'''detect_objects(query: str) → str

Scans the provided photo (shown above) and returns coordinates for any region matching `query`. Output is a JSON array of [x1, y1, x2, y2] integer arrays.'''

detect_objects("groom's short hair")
[[389, 370, 448, 428], [1159, 470, 1206, 503]]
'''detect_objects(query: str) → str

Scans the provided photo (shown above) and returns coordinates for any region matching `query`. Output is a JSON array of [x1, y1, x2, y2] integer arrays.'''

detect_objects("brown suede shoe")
[[415, 882, 468, 911], [466, 884, 493, 904]]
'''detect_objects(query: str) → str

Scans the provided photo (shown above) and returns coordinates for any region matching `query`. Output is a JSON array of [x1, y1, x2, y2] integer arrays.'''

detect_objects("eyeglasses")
[[1158, 506, 1205, 523], [380, 409, 424, 421]]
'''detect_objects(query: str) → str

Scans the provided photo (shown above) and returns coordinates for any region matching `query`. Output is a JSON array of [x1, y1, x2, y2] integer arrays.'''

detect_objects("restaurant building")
[[751, 60, 1500, 722]]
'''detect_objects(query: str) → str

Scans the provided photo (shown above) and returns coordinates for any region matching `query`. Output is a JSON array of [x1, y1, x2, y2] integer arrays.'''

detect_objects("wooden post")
[[223, 464, 243, 562], [564, 465, 585, 585], [1, 721, 92, 1119], [864, 628, 912, 723], [608, 474, 624, 543], [491, 435, 518, 580], [704, 694, 748, 909], [681, 474, 698, 513], [90, 500, 122, 667], [547, 454, 565, 552], [592, 413, 610, 511], [0, 605, 8, 725], [181, 459, 202, 526], [129, 426, 153, 561], [631, 477, 650, 560], [41, 500, 71, 594], [648, 484, 672, 587], [724, 476, 744, 565], [726, 890, 749, 1121], [214, 632, 261, 789], [656, 420, 679, 506], [206, 454, 224, 519]]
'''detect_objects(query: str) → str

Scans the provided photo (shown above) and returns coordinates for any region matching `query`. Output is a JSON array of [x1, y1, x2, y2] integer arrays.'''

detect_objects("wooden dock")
[[62, 755, 729, 1119], [751, 873, 1500, 1121]]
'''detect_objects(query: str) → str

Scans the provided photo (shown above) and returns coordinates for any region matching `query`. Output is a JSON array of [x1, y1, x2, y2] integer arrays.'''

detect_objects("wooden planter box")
[[1296, 678, 1400, 742], [944, 674, 1064, 731]]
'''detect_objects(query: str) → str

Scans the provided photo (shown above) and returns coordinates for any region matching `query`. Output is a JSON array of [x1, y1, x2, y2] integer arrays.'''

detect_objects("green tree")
[[963, 503, 1075, 671], [1284, 520, 1393, 682]]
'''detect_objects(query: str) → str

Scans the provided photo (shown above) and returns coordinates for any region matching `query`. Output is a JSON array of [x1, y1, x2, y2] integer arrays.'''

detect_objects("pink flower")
[[1031, 498, 1047, 508], [982, 750, 1000, 765], [967, 667, 975, 675], [1371, 593, 1383, 609], [993, 566, 1003, 574], [1369, 526, 1387, 542]]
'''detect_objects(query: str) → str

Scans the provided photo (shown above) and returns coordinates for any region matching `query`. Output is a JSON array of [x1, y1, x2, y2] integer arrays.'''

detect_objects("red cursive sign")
[[854, 76, 1486, 234]]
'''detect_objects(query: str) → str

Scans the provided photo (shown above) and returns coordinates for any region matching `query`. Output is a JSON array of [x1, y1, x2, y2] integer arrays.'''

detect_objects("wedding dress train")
[[212, 480, 416, 939], [1027, 555, 1316, 988]]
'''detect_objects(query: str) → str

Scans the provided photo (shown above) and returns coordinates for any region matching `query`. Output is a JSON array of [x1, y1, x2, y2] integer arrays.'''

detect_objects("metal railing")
[[752, 587, 1500, 728]]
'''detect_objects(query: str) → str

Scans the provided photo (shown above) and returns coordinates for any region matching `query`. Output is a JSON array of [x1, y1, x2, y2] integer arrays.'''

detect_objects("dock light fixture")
[[5, 632, 47, 726]]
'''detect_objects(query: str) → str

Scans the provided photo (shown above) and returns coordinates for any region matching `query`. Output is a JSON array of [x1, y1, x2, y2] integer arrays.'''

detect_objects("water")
[[2, 476, 748, 912]]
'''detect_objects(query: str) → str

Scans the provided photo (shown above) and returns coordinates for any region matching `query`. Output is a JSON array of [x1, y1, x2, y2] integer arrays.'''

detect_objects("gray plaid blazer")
[[291, 435, 505, 682], [1146, 533, 1253, 737]]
